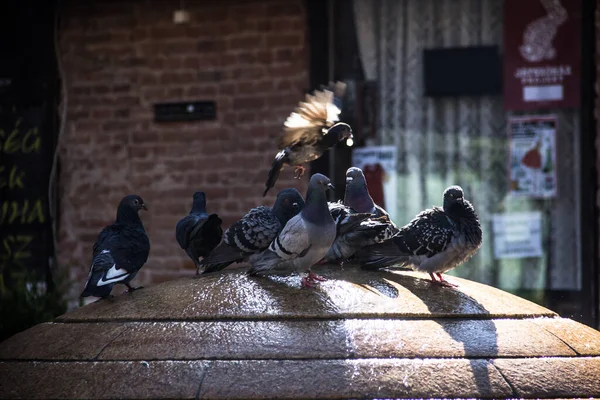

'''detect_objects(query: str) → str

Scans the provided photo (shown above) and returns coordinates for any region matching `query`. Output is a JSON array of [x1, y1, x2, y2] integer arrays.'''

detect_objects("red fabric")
[[362, 163, 385, 209]]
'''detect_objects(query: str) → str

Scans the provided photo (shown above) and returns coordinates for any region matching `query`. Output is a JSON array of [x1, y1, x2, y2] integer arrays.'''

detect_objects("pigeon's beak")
[[327, 183, 335, 191], [346, 177, 353, 183], [141, 203, 148, 211]]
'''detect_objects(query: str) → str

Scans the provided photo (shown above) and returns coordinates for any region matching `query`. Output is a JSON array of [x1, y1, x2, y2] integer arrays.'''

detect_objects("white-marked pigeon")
[[81, 195, 150, 298], [355, 185, 482, 287], [263, 82, 353, 196], [175, 191, 223, 274], [323, 201, 397, 264], [200, 188, 305, 274], [249, 173, 337, 288]]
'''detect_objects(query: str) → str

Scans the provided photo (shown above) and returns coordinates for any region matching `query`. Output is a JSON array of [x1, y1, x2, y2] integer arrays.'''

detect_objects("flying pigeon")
[[249, 173, 337, 288], [323, 201, 397, 264], [175, 191, 223, 274], [263, 81, 354, 196], [355, 185, 482, 287], [199, 188, 305, 274], [81, 195, 151, 298]]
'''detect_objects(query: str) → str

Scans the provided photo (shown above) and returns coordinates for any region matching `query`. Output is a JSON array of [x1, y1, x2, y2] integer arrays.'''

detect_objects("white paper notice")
[[508, 116, 558, 198], [492, 212, 543, 259]]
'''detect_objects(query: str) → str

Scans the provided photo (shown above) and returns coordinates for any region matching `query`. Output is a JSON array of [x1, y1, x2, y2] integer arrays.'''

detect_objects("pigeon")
[[344, 167, 395, 220], [175, 191, 223, 274], [81, 195, 151, 298], [199, 188, 305, 274], [323, 201, 397, 264], [355, 185, 482, 287], [321, 167, 399, 264], [263, 81, 354, 196], [249, 173, 337, 288]]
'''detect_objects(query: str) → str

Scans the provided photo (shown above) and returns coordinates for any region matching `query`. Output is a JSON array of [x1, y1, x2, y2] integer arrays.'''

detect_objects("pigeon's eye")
[[133, 199, 139, 205]]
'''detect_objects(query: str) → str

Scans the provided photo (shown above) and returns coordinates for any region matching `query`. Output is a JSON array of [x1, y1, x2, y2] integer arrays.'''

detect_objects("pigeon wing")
[[278, 82, 346, 149], [202, 206, 281, 266], [393, 207, 455, 257], [268, 215, 311, 261], [175, 213, 205, 250]]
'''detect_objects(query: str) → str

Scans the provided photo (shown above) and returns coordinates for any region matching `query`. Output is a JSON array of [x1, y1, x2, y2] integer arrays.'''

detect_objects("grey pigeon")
[[344, 167, 395, 221], [249, 173, 337, 288], [323, 201, 397, 264], [263, 82, 353, 196], [175, 191, 223, 274], [199, 188, 305, 273], [321, 167, 399, 264], [355, 185, 482, 287], [81, 195, 150, 298]]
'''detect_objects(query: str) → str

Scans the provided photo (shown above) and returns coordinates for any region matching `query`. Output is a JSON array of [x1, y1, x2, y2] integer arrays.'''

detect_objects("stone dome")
[[1, 265, 600, 399]]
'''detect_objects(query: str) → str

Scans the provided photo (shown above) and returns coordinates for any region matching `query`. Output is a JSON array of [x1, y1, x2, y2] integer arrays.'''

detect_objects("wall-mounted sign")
[[508, 115, 558, 198], [503, 0, 581, 110], [492, 212, 543, 259]]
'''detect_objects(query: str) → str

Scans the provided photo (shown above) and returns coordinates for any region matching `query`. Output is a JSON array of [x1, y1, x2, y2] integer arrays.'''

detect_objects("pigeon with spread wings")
[[263, 82, 353, 196]]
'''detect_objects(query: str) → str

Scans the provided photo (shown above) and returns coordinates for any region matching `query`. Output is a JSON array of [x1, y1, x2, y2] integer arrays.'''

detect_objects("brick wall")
[[57, 0, 309, 295]]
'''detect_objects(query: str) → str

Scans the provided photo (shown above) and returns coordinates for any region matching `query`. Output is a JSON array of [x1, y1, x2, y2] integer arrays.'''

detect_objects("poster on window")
[[503, 0, 580, 110], [492, 212, 543, 259], [351, 146, 397, 221], [508, 115, 557, 198]]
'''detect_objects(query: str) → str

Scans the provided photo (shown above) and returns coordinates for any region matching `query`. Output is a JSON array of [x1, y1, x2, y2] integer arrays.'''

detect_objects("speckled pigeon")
[[81, 195, 151, 298], [200, 188, 305, 274], [249, 173, 337, 288], [323, 201, 397, 264], [355, 185, 482, 287], [263, 82, 354, 196], [175, 191, 223, 274]]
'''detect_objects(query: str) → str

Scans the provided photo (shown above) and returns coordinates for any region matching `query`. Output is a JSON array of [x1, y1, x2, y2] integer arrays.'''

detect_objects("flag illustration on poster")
[[508, 115, 558, 198], [351, 146, 397, 222]]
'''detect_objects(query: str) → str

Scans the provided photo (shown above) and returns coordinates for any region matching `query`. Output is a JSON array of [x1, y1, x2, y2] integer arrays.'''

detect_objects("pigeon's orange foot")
[[293, 165, 306, 179], [124, 283, 144, 294], [301, 276, 317, 288], [308, 270, 327, 282], [429, 273, 457, 288]]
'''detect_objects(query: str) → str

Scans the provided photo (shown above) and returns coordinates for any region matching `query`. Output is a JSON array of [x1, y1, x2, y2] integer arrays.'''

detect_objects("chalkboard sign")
[[0, 104, 54, 284]]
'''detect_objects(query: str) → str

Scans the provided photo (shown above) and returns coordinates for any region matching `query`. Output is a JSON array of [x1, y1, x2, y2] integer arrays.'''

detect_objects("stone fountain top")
[[1, 265, 600, 399]]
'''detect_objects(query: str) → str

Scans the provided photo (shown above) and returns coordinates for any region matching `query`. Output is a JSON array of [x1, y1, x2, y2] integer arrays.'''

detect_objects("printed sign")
[[492, 212, 543, 259], [504, 0, 580, 110], [352, 146, 397, 222], [508, 115, 557, 198]]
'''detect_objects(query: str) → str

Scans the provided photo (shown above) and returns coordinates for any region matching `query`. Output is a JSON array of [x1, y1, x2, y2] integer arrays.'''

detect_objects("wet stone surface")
[[1, 265, 600, 399]]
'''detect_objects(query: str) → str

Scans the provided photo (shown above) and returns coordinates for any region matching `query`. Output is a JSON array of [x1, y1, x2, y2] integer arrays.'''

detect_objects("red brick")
[[228, 35, 265, 51], [57, 0, 308, 291], [196, 39, 220, 53], [266, 34, 302, 48]]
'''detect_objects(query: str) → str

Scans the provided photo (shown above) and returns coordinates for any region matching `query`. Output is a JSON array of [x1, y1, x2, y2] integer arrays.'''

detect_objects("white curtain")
[[352, 0, 581, 291]]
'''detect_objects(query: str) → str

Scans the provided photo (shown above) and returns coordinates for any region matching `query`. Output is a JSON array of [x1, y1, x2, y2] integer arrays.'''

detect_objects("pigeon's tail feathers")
[[264, 149, 289, 197], [247, 249, 281, 276], [81, 250, 133, 298], [355, 241, 411, 271], [200, 243, 247, 274]]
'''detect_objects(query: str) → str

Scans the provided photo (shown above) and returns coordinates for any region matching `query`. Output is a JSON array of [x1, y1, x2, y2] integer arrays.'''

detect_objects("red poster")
[[504, 0, 581, 110]]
